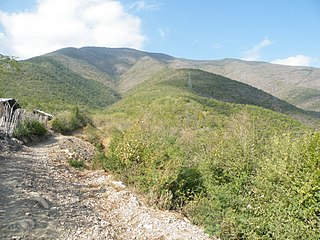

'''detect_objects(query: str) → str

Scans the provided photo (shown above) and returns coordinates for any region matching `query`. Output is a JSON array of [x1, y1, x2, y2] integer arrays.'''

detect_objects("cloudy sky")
[[0, 0, 319, 67]]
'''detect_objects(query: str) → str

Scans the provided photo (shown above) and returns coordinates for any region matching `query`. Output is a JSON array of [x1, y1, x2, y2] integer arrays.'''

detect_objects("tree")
[[0, 55, 19, 74]]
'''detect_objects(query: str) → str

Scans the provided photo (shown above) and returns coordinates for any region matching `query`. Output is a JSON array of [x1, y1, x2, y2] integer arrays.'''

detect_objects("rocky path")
[[0, 134, 213, 240]]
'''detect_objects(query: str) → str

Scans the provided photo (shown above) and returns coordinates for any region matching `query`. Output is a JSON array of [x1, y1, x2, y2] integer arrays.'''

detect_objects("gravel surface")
[[0, 134, 213, 240]]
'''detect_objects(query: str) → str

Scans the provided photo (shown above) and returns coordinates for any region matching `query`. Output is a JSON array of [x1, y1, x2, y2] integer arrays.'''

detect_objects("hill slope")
[[126, 68, 320, 127], [174, 58, 320, 111], [46, 47, 171, 87], [43, 47, 320, 112], [2, 47, 320, 126], [0, 55, 120, 112], [95, 67, 319, 239]]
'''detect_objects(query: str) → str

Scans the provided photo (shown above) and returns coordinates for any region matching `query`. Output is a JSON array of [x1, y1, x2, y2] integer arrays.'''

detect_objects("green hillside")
[[94, 68, 319, 239], [181, 58, 320, 112], [123, 68, 320, 128], [162, 68, 320, 126], [44, 47, 320, 112], [2, 50, 319, 127], [0, 56, 120, 112], [2, 47, 320, 128], [1, 49, 319, 239]]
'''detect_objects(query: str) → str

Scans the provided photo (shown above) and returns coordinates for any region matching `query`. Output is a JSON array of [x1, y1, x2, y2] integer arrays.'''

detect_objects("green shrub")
[[97, 81, 319, 239], [101, 107, 319, 239], [68, 159, 85, 169], [168, 167, 205, 209], [51, 107, 92, 134], [14, 119, 47, 139]]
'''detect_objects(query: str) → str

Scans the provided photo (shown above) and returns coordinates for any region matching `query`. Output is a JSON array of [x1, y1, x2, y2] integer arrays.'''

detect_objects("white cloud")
[[0, 0, 146, 59], [243, 37, 274, 61], [130, 0, 160, 11], [158, 27, 169, 40], [271, 55, 311, 67]]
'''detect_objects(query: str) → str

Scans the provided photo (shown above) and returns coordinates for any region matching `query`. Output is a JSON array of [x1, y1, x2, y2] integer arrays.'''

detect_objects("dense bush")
[[95, 83, 319, 239], [103, 116, 319, 239], [51, 107, 92, 135], [13, 119, 47, 139], [188, 131, 320, 239]]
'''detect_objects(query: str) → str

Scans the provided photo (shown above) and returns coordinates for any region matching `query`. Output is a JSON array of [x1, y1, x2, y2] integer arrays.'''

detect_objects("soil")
[[0, 133, 214, 240]]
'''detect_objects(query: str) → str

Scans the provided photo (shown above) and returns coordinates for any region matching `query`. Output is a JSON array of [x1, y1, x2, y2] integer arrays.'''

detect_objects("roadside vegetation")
[[13, 119, 47, 140], [51, 107, 92, 135], [67, 159, 86, 169], [90, 72, 319, 239]]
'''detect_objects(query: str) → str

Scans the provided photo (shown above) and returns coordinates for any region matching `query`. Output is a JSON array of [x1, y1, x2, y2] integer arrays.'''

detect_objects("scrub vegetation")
[[91, 69, 319, 239], [1, 50, 319, 239]]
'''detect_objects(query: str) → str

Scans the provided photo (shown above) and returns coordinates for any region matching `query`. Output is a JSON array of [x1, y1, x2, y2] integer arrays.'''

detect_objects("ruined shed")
[[0, 98, 20, 112], [0, 98, 22, 136], [0, 98, 21, 125]]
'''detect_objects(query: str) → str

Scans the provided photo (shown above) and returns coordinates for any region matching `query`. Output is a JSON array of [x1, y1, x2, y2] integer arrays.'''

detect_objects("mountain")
[[45, 47, 171, 92], [173, 58, 320, 111], [18, 47, 317, 127], [1, 46, 320, 126], [45, 47, 320, 112]]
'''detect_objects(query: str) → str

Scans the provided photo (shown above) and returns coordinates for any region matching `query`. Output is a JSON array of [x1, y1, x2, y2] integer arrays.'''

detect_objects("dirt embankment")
[[0, 134, 213, 240]]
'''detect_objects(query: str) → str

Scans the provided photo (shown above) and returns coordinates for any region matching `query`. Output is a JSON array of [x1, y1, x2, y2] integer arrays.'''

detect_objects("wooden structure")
[[0, 98, 22, 136], [0, 98, 20, 117], [33, 109, 53, 127], [0, 98, 54, 137]]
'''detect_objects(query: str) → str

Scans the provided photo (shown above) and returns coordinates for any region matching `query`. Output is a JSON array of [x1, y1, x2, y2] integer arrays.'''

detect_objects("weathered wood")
[[1, 102, 23, 136], [32, 109, 54, 127], [0, 99, 23, 136], [0, 98, 53, 136]]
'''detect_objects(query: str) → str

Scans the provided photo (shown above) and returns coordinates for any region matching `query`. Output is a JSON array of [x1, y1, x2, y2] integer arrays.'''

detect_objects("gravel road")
[[0, 134, 213, 240]]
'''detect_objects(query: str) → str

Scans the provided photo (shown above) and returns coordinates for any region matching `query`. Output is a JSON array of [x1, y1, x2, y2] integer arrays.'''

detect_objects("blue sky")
[[0, 0, 319, 67]]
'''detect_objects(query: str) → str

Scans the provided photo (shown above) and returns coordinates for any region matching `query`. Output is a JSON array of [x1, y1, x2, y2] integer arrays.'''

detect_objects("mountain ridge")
[[40, 47, 320, 111], [2, 46, 320, 126]]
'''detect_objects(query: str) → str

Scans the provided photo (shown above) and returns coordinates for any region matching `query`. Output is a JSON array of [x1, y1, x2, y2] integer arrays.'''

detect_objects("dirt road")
[[0, 134, 212, 240]]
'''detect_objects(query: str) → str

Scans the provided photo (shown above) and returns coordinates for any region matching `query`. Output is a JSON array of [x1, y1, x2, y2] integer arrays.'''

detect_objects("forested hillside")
[[1, 56, 120, 112]]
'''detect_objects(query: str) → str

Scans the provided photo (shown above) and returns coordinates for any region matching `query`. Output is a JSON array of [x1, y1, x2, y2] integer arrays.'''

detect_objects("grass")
[[51, 107, 93, 135], [13, 119, 47, 139]]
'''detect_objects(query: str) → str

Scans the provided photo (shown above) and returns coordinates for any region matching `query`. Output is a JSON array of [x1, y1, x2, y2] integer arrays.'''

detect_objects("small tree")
[[0, 55, 19, 75]]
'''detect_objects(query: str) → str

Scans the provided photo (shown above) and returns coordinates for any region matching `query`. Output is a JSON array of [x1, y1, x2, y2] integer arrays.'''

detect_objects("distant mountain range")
[[45, 47, 320, 111], [1, 46, 319, 126]]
